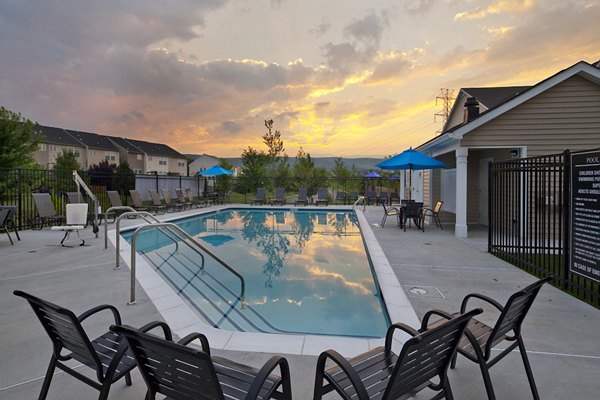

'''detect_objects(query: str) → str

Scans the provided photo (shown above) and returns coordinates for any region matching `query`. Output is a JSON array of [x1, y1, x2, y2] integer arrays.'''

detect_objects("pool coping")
[[108, 205, 419, 357]]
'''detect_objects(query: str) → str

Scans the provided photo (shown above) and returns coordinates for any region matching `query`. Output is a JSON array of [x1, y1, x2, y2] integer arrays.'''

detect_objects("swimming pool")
[[123, 208, 390, 338]]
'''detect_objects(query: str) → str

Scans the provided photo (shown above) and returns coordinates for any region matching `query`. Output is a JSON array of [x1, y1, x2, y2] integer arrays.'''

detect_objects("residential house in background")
[[189, 154, 241, 176], [33, 125, 187, 175], [414, 60, 600, 237]]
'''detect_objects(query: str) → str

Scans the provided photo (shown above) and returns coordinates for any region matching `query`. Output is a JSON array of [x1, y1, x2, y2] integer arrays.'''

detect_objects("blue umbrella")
[[364, 171, 381, 178], [199, 234, 234, 247], [376, 148, 444, 200], [199, 165, 233, 176], [376, 148, 445, 170]]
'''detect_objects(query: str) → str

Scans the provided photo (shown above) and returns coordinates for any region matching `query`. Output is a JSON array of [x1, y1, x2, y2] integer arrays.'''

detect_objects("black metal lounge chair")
[[294, 188, 309, 206], [422, 200, 444, 230], [129, 190, 158, 215], [315, 188, 329, 206], [175, 188, 192, 210], [401, 201, 423, 231], [380, 203, 400, 228], [335, 191, 346, 205], [148, 190, 169, 214], [104, 190, 127, 222], [313, 308, 482, 400], [448, 277, 552, 400], [111, 323, 293, 400], [273, 187, 286, 205], [0, 206, 20, 245], [252, 187, 267, 205], [13, 290, 168, 400], [160, 188, 183, 212], [30, 193, 65, 229], [348, 191, 359, 204], [390, 191, 400, 204]]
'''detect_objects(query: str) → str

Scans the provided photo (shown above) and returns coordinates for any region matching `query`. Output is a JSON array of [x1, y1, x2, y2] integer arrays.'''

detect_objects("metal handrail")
[[113, 211, 184, 269], [352, 195, 367, 211], [128, 223, 245, 305], [104, 206, 135, 249]]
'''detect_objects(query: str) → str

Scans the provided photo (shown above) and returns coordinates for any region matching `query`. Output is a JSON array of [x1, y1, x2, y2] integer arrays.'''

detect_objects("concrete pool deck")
[[1, 205, 599, 399]]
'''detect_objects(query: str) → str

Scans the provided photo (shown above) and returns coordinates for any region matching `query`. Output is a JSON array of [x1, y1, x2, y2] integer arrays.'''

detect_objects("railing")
[[128, 222, 245, 305]]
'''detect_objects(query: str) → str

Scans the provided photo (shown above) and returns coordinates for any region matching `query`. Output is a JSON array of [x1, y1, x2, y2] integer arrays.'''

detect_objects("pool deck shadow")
[[1, 204, 599, 399]]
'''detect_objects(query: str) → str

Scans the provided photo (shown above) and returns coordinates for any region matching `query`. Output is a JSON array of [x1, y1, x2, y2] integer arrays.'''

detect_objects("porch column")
[[455, 147, 468, 238]]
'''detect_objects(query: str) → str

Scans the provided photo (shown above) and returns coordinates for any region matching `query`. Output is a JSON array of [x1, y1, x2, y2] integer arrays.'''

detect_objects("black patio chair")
[[314, 308, 482, 400], [380, 203, 400, 228], [335, 191, 346, 205], [294, 188, 309, 206], [315, 188, 329, 206], [449, 277, 552, 399], [13, 290, 168, 400], [0, 206, 20, 245], [273, 187, 286, 205], [422, 200, 444, 230], [186, 188, 208, 208], [161, 188, 183, 212], [148, 190, 168, 214], [253, 187, 267, 205], [401, 201, 423, 231], [111, 323, 293, 400], [175, 188, 192, 210], [130, 189, 159, 215], [348, 191, 359, 204], [366, 191, 377, 205], [30, 193, 65, 229]]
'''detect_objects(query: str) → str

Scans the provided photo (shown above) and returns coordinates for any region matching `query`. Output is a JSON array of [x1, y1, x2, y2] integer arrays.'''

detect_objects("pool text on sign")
[[569, 149, 600, 282]]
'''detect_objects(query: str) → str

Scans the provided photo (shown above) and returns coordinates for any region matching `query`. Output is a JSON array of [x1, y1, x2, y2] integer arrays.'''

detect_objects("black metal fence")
[[489, 149, 599, 307], [0, 168, 404, 230]]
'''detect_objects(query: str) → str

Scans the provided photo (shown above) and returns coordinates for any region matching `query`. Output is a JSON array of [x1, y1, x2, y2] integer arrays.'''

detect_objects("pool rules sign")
[[570, 149, 600, 282]]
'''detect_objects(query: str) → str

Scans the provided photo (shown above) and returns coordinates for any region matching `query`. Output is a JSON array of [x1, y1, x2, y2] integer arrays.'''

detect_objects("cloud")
[[221, 120, 243, 133], [404, 0, 437, 16], [455, 0, 536, 20], [343, 11, 389, 46]]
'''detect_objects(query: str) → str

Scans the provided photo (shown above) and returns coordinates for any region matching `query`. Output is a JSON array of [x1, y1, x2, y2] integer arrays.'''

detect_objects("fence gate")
[[489, 149, 599, 308]]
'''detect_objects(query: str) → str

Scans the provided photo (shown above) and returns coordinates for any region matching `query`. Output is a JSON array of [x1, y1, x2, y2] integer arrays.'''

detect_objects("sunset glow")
[[0, 0, 598, 157]]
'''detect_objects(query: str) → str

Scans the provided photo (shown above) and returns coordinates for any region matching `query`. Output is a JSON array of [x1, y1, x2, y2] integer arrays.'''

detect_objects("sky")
[[1, 0, 598, 158]]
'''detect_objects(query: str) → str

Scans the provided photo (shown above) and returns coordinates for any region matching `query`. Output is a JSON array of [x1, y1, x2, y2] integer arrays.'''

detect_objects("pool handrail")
[[128, 222, 246, 306], [112, 211, 185, 270], [104, 206, 135, 249]]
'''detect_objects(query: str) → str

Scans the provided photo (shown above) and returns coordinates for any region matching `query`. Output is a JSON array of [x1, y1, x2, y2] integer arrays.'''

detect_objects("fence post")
[[562, 149, 571, 291], [17, 169, 23, 229]]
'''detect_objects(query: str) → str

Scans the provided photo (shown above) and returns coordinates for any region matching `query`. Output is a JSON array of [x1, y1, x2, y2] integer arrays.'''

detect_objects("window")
[[110, 156, 115, 161], [39, 143, 47, 151], [178, 161, 185, 167], [159, 160, 167, 165], [91, 150, 96, 156], [51, 145, 56, 151], [136, 154, 142, 160], [148, 156, 153, 161]]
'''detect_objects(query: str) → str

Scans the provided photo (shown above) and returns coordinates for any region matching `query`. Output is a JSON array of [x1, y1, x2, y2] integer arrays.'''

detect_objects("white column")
[[455, 147, 468, 238]]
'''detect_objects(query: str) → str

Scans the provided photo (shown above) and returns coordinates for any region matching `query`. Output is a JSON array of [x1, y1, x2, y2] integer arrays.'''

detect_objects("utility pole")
[[434, 88, 454, 135]]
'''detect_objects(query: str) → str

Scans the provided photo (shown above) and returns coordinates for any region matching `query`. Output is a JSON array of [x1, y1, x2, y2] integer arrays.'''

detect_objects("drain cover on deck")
[[404, 285, 445, 299]]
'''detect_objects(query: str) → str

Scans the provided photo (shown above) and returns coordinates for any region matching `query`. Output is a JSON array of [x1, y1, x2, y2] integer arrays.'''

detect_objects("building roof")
[[417, 60, 600, 152], [106, 136, 144, 154], [36, 125, 84, 147], [64, 129, 118, 151], [462, 86, 531, 109], [123, 138, 184, 158]]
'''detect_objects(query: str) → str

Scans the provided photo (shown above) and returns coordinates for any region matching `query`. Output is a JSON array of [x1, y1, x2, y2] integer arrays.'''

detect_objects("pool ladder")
[[108, 210, 245, 305]]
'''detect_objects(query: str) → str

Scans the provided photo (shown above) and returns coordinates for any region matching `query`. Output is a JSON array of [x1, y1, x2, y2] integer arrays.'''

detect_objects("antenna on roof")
[[434, 88, 454, 135]]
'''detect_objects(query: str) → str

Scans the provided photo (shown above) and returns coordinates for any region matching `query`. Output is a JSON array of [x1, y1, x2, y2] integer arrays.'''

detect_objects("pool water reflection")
[[124, 208, 390, 338]]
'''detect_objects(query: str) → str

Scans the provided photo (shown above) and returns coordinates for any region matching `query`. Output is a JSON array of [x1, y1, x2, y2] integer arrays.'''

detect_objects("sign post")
[[569, 149, 600, 282]]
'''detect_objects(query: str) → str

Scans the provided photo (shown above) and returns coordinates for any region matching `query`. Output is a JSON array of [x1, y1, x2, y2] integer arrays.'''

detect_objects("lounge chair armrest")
[[78, 304, 122, 325], [245, 356, 291, 400], [420, 309, 454, 332], [460, 293, 504, 313], [178, 333, 210, 356], [137, 321, 173, 341], [316, 350, 370, 400], [384, 322, 419, 354]]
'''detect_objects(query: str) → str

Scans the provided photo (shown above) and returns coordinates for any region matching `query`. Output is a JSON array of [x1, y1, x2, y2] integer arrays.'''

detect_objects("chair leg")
[[381, 214, 387, 227], [98, 381, 112, 400], [59, 231, 69, 245], [38, 356, 58, 400], [518, 338, 540, 400], [478, 361, 496, 400], [125, 372, 132, 386]]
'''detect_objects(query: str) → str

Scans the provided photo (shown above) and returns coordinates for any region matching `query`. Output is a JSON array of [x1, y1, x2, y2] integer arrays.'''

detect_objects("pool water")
[[124, 208, 390, 338]]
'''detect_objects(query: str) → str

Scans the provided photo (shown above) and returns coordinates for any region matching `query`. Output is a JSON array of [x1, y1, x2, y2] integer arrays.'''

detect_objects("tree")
[[262, 119, 284, 158], [114, 161, 135, 194], [241, 147, 269, 193], [217, 159, 234, 192], [0, 107, 41, 169], [88, 160, 117, 189], [53, 149, 81, 171]]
